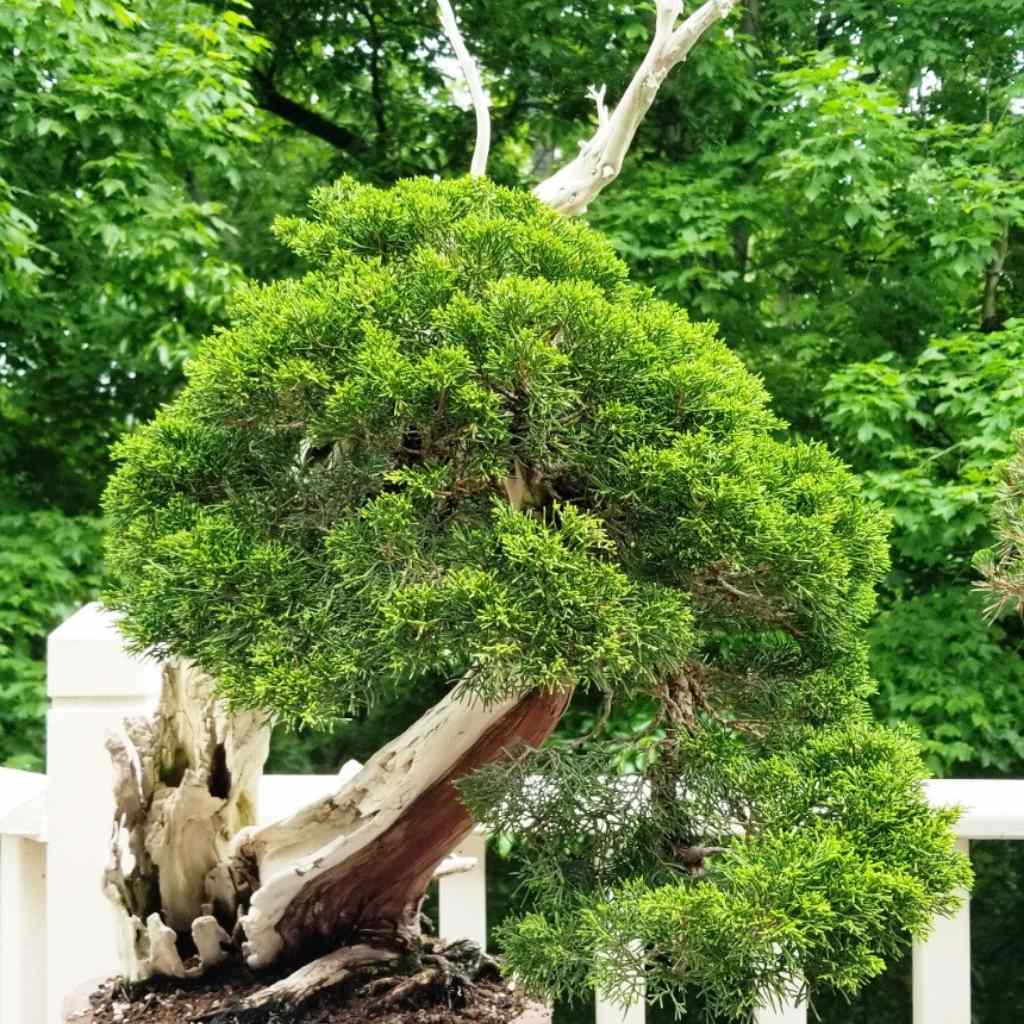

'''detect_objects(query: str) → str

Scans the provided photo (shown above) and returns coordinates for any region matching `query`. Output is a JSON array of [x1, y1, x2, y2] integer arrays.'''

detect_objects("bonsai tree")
[[98, 1, 969, 1020]]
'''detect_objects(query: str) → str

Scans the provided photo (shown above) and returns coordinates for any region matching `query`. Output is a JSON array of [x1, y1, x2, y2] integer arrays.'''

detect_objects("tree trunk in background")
[[982, 225, 1010, 333]]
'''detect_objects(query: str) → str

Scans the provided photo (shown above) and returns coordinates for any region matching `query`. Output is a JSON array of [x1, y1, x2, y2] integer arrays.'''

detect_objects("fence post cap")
[[0, 767, 47, 840], [47, 602, 162, 699]]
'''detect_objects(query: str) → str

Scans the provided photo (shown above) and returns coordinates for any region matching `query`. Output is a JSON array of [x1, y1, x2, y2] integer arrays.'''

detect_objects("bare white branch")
[[587, 84, 610, 130], [534, 0, 737, 215], [437, 0, 491, 177]]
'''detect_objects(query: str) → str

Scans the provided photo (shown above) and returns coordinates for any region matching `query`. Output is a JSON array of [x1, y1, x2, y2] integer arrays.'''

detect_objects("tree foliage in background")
[[0, 0, 266, 765], [1, 0, 265, 510], [823, 322, 1024, 773], [0, 509, 102, 768], [2, 0, 1023, 1017]]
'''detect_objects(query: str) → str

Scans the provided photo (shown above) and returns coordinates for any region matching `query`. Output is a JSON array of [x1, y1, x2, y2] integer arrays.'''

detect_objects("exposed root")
[[374, 938, 500, 1010], [379, 967, 448, 1007], [190, 938, 500, 1023], [358, 974, 402, 997], [193, 945, 396, 1023]]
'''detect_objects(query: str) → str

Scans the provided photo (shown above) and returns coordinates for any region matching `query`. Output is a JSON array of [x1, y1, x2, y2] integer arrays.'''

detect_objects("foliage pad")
[[103, 177, 968, 1017]]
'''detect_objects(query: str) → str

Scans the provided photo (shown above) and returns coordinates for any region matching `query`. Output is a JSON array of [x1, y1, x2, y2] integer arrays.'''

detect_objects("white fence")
[[0, 603, 1017, 1024]]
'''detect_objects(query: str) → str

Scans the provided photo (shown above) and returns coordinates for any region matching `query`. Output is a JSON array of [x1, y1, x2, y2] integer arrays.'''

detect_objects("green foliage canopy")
[[103, 177, 967, 1016], [104, 176, 878, 724]]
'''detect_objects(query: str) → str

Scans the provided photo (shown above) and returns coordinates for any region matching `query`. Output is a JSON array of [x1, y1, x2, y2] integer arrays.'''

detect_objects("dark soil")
[[71, 961, 537, 1024]]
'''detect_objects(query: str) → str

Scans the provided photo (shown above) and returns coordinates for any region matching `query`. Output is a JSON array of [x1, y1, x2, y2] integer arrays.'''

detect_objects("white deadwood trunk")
[[106, 661, 568, 994], [438, 0, 491, 177], [104, 661, 270, 981], [533, 0, 737, 215], [234, 683, 568, 967]]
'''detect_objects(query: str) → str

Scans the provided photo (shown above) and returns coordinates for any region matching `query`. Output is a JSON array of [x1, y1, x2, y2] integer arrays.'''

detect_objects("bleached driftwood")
[[534, 0, 737, 215], [438, 0, 491, 176], [192, 915, 232, 969], [145, 913, 187, 979], [104, 661, 270, 980]]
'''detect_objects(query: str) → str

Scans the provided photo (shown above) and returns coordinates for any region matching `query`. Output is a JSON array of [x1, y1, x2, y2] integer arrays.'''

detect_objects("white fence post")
[[595, 992, 646, 1024], [0, 768, 48, 1024], [45, 603, 162, 1024], [913, 836, 971, 1024], [1, 834, 48, 1024], [595, 941, 646, 1024], [755, 996, 807, 1024], [438, 829, 488, 948]]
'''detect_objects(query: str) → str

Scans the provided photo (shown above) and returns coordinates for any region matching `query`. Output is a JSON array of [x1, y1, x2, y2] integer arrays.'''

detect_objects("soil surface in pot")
[[68, 962, 545, 1024]]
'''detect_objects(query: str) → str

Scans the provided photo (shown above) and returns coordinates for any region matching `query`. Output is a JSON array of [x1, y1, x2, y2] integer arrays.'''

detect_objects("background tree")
[[0, 0, 266, 768]]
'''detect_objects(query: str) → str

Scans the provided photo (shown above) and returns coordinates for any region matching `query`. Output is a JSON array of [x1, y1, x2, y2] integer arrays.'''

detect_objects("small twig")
[[673, 842, 729, 878], [586, 84, 610, 129], [437, 0, 491, 177]]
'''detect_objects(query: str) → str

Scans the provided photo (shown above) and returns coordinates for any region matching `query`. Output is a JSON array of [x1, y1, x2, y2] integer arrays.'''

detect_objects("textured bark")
[[105, 660, 568, 987], [236, 685, 570, 967], [253, 71, 368, 153]]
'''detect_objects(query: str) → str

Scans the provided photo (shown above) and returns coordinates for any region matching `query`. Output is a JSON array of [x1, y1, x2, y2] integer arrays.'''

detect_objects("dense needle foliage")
[[103, 177, 969, 1017], [977, 432, 1024, 618]]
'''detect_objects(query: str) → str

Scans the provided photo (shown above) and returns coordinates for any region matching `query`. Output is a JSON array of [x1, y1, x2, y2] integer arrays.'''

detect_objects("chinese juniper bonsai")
[[97, 2, 969, 1021], [101, 173, 969, 1019]]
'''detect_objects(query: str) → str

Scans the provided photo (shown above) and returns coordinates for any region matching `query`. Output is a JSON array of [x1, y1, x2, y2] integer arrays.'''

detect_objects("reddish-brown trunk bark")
[[273, 687, 570, 957]]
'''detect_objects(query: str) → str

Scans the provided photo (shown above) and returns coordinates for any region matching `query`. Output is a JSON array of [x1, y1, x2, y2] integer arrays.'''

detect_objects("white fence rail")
[[0, 604, 1015, 1023]]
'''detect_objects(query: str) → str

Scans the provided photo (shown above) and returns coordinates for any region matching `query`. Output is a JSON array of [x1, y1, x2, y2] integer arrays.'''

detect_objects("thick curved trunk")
[[106, 666, 569, 993], [237, 685, 570, 966]]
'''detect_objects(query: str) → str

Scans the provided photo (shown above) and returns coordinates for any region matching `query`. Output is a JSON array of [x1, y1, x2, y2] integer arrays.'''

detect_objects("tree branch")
[[437, 0, 491, 176], [534, 0, 737, 215], [253, 70, 368, 153], [982, 224, 1010, 332], [353, 0, 389, 140]]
